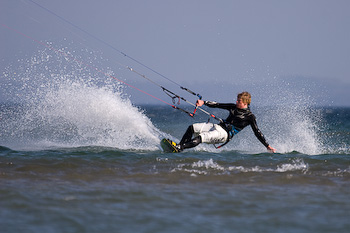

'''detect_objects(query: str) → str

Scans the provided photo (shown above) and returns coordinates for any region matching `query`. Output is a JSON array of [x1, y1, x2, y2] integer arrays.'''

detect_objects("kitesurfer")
[[176, 92, 276, 153]]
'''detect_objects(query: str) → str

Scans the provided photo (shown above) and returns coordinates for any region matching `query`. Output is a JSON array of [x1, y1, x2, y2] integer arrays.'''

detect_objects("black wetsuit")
[[204, 101, 269, 147]]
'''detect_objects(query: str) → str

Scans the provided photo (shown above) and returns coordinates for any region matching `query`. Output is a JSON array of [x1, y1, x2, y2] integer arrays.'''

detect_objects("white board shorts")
[[192, 122, 228, 144]]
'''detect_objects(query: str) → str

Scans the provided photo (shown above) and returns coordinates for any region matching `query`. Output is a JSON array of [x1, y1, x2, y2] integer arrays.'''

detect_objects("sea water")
[[0, 49, 349, 233]]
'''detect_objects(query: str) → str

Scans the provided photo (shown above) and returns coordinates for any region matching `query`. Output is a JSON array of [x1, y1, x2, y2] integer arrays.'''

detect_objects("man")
[[176, 92, 276, 153]]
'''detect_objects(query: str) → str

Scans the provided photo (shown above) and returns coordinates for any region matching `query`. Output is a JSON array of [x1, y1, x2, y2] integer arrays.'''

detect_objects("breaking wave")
[[171, 158, 310, 176]]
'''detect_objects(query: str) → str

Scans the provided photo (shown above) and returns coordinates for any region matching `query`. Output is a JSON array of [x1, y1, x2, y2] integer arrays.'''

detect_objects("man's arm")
[[196, 100, 235, 110], [250, 116, 276, 152]]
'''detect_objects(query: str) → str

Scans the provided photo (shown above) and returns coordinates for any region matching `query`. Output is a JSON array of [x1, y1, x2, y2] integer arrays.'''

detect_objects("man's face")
[[236, 98, 247, 109]]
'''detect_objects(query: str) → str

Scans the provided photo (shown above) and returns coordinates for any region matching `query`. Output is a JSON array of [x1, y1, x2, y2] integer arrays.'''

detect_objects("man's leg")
[[179, 125, 201, 150], [179, 124, 227, 151], [178, 123, 213, 150], [180, 125, 194, 145], [181, 136, 202, 150]]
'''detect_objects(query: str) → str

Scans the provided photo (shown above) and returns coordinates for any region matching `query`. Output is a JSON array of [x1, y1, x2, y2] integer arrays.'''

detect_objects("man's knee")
[[192, 136, 202, 144]]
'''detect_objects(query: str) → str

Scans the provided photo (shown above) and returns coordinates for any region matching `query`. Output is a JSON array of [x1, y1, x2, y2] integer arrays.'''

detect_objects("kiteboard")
[[160, 138, 180, 153]]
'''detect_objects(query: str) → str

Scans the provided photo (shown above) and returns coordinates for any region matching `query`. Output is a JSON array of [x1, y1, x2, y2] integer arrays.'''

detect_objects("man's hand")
[[267, 145, 276, 153], [196, 99, 204, 107]]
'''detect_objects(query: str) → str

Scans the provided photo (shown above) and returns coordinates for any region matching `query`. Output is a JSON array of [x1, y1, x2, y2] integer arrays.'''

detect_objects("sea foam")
[[171, 158, 309, 176]]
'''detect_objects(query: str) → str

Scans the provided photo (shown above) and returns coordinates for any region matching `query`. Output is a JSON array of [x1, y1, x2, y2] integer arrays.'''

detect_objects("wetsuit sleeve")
[[204, 101, 236, 110], [250, 115, 270, 148]]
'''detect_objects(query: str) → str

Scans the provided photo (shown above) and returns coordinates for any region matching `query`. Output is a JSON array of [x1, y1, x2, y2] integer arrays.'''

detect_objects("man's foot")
[[174, 142, 183, 152]]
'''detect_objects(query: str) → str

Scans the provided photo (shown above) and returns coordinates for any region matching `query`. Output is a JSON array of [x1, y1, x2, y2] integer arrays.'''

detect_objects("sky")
[[1, 0, 350, 106]]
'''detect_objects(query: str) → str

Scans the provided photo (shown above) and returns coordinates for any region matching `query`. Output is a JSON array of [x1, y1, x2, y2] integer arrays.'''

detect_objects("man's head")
[[236, 92, 251, 108]]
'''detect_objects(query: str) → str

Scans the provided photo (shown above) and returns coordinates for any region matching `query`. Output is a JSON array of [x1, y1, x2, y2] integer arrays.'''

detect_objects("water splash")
[[0, 45, 161, 150], [213, 77, 324, 155]]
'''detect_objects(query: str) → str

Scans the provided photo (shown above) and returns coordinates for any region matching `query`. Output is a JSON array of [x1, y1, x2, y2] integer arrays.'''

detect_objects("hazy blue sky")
[[1, 0, 350, 106]]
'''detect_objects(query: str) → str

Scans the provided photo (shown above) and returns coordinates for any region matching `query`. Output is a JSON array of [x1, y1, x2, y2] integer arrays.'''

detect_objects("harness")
[[214, 121, 241, 149]]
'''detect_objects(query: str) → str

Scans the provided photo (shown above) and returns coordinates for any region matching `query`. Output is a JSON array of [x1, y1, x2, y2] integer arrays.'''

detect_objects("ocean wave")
[[172, 158, 310, 176]]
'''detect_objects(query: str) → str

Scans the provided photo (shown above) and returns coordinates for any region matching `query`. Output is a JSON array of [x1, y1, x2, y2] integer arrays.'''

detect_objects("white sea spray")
[[0, 46, 161, 150]]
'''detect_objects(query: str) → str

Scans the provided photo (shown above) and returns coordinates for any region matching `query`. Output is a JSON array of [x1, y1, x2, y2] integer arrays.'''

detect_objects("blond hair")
[[237, 92, 251, 105]]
